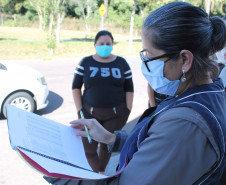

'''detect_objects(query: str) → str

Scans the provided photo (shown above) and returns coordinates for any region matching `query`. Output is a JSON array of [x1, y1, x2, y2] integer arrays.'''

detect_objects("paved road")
[[0, 56, 148, 185]]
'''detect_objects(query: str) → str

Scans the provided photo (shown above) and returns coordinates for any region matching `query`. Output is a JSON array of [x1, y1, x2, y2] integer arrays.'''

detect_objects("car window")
[[0, 63, 7, 70]]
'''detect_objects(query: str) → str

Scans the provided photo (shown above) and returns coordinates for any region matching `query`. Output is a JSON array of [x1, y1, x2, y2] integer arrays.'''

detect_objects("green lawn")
[[0, 26, 142, 60]]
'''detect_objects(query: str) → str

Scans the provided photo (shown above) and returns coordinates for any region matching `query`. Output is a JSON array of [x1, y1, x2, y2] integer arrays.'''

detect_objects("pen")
[[79, 110, 92, 144]]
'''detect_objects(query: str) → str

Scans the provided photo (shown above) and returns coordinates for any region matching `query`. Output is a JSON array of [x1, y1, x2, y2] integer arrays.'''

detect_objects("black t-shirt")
[[72, 56, 134, 108], [154, 91, 168, 104]]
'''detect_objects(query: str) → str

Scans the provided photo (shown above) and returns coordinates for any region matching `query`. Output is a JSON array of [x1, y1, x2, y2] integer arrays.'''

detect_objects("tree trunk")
[[56, 11, 65, 43], [38, 13, 43, 30], [56, 0, 66, 43], [39, 15, 43, 30], [219, 1, 223, 12], [205, 0, 211, 15], [200, 0, 205, 10], [128, 0, 137, 53], [210, 0, 215, 14], [139, 5, 144, 20], [37, 6, 43, 30], [104, 0, 108, 18], [79, 1, 90, 36], [50, 48, 54, 55], [49, 13, 54, 34], [56, 13, 61, 43], [86, 0, 91, 18]]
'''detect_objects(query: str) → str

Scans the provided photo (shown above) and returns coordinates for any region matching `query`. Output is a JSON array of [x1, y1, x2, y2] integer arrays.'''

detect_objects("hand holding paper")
[[6, 105, 118, 180]]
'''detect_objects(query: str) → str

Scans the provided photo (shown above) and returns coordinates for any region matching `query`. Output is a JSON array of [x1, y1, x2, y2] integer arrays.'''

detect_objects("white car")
[[0, 62, 49, 118]]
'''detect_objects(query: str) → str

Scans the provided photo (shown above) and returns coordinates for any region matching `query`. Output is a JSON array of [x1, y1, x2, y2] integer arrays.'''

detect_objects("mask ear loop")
[[181, 70, 186, 83]]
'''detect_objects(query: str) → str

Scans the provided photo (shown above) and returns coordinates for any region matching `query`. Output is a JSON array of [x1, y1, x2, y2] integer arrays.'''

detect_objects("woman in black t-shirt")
[[72, 30, 134, 174]]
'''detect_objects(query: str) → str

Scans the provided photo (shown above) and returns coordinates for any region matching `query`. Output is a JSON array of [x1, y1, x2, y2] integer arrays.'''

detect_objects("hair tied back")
[[209, 16, 226, 54]]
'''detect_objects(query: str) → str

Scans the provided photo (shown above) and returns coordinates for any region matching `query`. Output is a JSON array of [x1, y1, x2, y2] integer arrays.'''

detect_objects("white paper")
[[19, 148, 107, 179], [6, 105, 109, 179]]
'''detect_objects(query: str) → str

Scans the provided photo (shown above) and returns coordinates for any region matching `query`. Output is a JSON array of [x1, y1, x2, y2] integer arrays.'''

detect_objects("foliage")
[[0, 0, 225, 57], [46, 33, 56, 50], [1, 0, 225, 29]]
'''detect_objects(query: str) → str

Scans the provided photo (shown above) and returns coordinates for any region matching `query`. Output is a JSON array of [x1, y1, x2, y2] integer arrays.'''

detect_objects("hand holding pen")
[[79, 109, 92, 144], [70, 115, 116, 145]]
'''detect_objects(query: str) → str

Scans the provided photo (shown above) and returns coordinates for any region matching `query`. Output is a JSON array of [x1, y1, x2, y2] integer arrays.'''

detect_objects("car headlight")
[[37, 77, 47, 85]]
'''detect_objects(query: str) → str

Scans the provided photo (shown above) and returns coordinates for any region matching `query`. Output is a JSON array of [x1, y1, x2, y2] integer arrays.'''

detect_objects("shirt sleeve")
[[72, 58, 85, 89], [119, 107, 218, 185], [123, 59, 134, 92], [108, 130, 128, 153]]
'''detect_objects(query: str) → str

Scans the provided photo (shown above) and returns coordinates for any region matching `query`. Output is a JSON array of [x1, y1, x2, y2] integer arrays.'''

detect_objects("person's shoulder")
[[115, 56, 127, 63], [115, 56, 131, 68], [152, 107, 216, 144], [82, 55, 93, 62], [154, 107, 204, 125], [79, 55, 93, 65]]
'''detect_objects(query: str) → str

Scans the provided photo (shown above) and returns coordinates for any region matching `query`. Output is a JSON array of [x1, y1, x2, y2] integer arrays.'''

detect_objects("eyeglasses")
[[140, 49, 178, 72]]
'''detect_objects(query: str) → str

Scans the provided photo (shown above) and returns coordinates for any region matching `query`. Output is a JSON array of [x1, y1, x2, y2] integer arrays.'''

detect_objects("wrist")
[[106, 133, 116, 145]]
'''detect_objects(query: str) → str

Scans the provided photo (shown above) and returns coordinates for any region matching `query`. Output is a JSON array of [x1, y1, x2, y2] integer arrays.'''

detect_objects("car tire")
[[2, 92, 35, 118]]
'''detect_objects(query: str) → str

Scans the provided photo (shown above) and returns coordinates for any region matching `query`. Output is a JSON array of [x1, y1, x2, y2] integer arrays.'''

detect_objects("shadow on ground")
[[36, 91, 63, 115]]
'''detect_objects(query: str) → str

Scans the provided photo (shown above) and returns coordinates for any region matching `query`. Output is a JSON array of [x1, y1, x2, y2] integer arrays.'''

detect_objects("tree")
[[0, 0, 25, 25], [104, 0, 108, 18], [27, 0, 46, 30], [56, 0, 67, 43], [45, 0, 69, 53], [205, 0, 212, 14], [128, 0, 137, 53], [0, 0, 7, 25], [70, 0, 96, 36], [77, 0, 90, 36]]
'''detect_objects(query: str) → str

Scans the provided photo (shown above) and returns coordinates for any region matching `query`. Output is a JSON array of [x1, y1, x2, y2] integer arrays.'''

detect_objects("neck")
[[176, 74, 213, 96]]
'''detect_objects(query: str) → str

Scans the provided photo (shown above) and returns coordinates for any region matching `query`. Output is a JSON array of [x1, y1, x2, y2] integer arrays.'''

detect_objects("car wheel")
[[2, 92, 35, 118]]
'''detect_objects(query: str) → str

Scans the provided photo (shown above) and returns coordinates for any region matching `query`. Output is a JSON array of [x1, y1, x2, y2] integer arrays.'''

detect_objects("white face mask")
[[141, 60, 180, 96]]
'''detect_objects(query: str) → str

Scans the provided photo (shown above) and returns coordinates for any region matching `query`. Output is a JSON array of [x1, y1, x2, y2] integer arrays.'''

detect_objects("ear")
[[180, 50, 193, 72]]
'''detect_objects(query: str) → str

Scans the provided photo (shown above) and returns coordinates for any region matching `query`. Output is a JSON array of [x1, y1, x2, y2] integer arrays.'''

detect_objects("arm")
[[147, 84, 156, 107], [123, 59, 134, 111], [126, 92, 134, 110], [72, 59, 85, 112], [72, 88, 82, 112]]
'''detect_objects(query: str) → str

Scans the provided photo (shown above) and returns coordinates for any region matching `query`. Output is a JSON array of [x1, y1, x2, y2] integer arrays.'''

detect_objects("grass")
[[0, 26, 142, 60]]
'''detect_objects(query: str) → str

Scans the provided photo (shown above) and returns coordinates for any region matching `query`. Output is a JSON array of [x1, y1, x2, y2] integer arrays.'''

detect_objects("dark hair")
[[223, 16, 226, 21], [94, 30, 114, 44], [142, 2, 226, 82]]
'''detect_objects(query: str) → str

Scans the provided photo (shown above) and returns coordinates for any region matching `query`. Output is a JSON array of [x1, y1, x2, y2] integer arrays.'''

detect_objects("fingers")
[[70, 118, 98, 129], [76, 130, 88, 138], [70, 119, 89, 128]]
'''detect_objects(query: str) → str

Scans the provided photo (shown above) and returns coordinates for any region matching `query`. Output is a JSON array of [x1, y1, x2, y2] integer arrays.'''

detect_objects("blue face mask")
[[141, 60, 180, 96], [95, 45, 113, 58]]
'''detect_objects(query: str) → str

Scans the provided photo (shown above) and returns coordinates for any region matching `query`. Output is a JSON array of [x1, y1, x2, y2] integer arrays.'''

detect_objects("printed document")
[[6, 105, 108, 179]]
